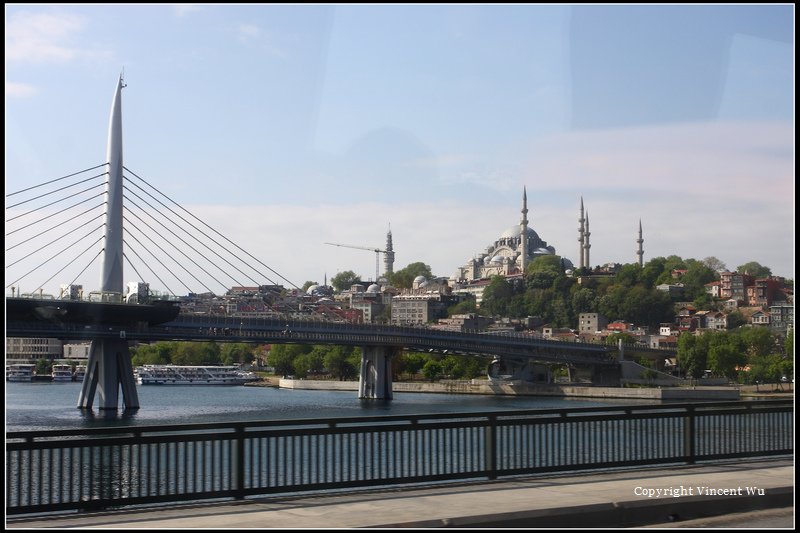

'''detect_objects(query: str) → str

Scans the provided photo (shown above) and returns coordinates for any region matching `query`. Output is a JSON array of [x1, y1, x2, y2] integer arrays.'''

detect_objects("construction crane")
[[324, 242, 388, 282]]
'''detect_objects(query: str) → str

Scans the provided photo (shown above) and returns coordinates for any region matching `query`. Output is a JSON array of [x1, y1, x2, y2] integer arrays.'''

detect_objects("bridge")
[[5, 77, 674, 410]]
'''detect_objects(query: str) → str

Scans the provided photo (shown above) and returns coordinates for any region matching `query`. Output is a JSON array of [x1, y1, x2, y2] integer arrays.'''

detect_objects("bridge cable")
[[122, 229, 193, 294], [124, 167, 297, 288], [5, 182, 107, 223], [122, 176, 273, 287], [67, 248, 105, 290], [6, 205, 105, 251], [7, 234, 103, 289], [122, 212, 214, 294], [122, 191, 245, 290], [122, 189, 249, 290], [6, 172, 108, 209], [122, 241, 176, 297], [6, 163, 107, 198], [6, 221, 105, 269], [121, 251, 148, 290], [5, 192, 106, 235], [34, 241, 104, 295]]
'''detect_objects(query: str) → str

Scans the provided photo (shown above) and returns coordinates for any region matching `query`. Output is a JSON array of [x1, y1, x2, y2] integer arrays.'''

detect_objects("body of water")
[[5, 381, 661, 432]]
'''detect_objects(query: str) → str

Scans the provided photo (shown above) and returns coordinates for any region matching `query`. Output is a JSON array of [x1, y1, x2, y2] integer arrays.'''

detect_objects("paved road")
[[7, 458, 793, 529]]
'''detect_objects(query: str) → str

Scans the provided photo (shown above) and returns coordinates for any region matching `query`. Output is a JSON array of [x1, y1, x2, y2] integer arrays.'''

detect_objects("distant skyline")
[[5, 4, 795, 296]]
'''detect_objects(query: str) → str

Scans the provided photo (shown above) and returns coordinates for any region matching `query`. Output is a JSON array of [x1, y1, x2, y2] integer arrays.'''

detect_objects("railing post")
[[683, 406, 696, 464], [233, 426, 245, 499], [485, 414, 497, 480]]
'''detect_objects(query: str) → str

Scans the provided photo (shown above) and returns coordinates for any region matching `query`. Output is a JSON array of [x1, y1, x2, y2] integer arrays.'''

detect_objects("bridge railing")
[[6, 400, 792, 516]]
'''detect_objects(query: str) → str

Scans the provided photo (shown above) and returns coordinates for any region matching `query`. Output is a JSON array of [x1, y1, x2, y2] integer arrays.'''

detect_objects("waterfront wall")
[[278, 379, 740, 400]]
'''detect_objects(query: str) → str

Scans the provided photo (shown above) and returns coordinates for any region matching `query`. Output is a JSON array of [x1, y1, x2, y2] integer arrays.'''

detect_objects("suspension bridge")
[[5, 77, 671, 410]]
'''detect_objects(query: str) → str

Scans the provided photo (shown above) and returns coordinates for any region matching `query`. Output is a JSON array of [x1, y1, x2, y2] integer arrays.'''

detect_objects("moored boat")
[[6, 364, 35, 382], [134, 365, 252, 385], [52, 363, 74, 382]]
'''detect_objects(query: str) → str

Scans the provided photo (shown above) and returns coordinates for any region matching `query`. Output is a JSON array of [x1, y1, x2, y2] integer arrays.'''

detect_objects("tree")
[[390, 262, 433, 288], [677, 333, 706, 379], [702, 256, 727, 272], [323, 346, 360, 381], [268, 344, 311, 377], [481, 276, 514, 316], [447, 297, 477, 317], [220, 343, 253, 365], [708, 343, 744, 380], [784, 330, 793, 357], [331, 270, 362, 292], [422, 360, 443, 381], [726, 311, 747, 330], [736, 261, 771, 278]]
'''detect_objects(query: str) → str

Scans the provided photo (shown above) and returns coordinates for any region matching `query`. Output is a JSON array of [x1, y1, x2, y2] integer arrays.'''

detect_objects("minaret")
[[384, 226, 395, 277], [636, 219, 644, 267], [583, 211, 591, 269], [519, 187, 529, 273], [578, 197, 585, 269]]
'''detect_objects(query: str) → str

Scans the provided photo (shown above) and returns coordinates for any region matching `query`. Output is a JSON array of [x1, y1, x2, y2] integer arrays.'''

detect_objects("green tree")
[[727, 311, 747, 329], [389, 262, 433, 288], [323, 346, 360, 381], [481, 276, 514, 316], [35, 358, 51, 377], [708, 342, 744, 380], [784, 330, 793, 357], [677, 333, 706, 379], [447, 297, 477, 317], [422, 360, 443, 381], [173, 342, 220, 365], [268, 344, 311, 377], [701, 256, 727, 272], [293, 349, 325, 378], [331, 270, 362, 292], [220, 343, 253, 365], [736, 327, 775, 359], [736, 261, 772, 278]]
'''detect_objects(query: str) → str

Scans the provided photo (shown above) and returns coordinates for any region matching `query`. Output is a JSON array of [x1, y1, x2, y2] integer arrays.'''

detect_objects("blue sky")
[[5, 4, 795, 296]]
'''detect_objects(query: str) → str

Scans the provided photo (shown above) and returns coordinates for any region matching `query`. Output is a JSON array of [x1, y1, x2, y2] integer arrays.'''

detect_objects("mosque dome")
[[413, 275, 427, 284], [367, 283, 380, 293], [306, 284, 320, 295], [490, 255, 504, 264], [534, 247, 554, 255], [500, 225, 541, 241]]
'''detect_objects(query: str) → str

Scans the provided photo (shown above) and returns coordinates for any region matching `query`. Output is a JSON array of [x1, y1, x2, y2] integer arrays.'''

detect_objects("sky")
[[5, 4, 795, 297]]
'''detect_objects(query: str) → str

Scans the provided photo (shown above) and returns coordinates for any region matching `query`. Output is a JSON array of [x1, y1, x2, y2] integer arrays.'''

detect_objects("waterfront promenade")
[[8, 457, 793, 529]]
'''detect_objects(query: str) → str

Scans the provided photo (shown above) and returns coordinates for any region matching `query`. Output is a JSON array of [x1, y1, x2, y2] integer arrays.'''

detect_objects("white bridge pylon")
[[77, 76, 140, 410]]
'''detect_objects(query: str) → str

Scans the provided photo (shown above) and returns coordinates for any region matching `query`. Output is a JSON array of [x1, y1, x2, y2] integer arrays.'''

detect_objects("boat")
[[52, 363, 74, 382], [6, 364, 35, 382], [73, 364, 87, 381], [134, 365, 252, 385]]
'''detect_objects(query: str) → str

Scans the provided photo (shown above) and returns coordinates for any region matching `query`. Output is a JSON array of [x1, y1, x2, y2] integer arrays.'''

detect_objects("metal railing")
[[6, 400, 792, 515]]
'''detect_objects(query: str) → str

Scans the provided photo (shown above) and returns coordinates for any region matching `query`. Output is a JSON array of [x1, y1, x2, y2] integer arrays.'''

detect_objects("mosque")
[[452, 188, 562, 283], [451, 189, 644, 285]]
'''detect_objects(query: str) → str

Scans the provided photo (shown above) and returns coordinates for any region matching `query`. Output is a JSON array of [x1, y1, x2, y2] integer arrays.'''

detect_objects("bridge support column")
[[358, 346, 397, 400], [77, 338, 140, 410]]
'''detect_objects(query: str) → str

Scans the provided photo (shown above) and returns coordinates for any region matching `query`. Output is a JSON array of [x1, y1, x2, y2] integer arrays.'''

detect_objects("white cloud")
[[5, 11, 111, 64], [237, 24, 262, 42], [5, 81, 38, 98]]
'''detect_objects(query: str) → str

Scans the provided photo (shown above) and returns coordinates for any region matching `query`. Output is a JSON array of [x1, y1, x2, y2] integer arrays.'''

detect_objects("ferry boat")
[[6, 364, 35, 382], [51, 364, 74, 382], [134, 365, 256, 385], [73, 364, 87, 381]]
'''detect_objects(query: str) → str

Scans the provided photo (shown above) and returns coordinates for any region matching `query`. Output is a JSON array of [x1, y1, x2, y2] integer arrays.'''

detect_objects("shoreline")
[[269, 378, 752, 401]]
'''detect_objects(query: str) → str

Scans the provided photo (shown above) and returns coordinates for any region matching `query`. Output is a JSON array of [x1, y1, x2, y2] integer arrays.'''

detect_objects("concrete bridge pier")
[[358, 346, 398, 400], [77, 338, 140, 410]]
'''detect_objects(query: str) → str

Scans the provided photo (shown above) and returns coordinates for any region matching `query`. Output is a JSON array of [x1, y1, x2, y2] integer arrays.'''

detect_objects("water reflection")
[[79, 407, 140, 426]]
